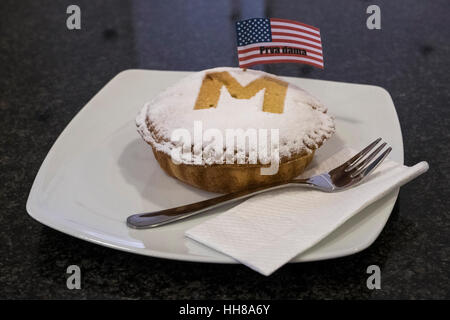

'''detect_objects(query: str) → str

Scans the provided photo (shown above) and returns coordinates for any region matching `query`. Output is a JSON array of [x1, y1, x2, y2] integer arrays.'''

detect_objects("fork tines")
[[345, 138, 392, 178]]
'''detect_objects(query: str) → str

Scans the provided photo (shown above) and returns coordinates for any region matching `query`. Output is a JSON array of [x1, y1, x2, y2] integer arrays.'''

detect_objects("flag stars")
[[235, 18, 272, 46]]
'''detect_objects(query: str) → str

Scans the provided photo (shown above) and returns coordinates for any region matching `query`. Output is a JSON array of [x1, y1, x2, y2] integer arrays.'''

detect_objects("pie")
[[136, 67, 335, 193]]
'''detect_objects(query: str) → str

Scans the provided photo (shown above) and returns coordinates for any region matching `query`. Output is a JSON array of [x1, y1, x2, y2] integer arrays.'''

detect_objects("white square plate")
[[26, 69, 403, 263]]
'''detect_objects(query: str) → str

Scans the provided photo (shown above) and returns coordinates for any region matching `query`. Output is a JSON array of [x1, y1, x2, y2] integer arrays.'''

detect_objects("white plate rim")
[[26, 69, 404, 264]]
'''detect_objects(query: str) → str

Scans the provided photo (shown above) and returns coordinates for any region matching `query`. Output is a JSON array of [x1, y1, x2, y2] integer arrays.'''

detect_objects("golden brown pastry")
[[136, 67, 334, 193]]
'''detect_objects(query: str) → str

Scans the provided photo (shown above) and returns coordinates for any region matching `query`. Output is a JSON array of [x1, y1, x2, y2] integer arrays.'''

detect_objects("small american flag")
[[236, 18, 324, 69]]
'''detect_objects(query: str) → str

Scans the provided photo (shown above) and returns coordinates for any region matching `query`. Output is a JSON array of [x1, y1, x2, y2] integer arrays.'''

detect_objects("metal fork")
[[127, 138, 391, 229]]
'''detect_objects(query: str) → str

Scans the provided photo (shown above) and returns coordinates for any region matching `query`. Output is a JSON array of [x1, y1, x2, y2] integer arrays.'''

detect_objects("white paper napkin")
[[185, 148, 429, 276]]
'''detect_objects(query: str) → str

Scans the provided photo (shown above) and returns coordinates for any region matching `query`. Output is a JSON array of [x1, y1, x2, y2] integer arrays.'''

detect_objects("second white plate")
[[26, 69, 403, 263]]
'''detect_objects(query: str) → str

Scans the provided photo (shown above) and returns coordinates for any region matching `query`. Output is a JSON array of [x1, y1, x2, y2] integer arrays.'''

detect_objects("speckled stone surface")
[[0, 0, 449, 299]]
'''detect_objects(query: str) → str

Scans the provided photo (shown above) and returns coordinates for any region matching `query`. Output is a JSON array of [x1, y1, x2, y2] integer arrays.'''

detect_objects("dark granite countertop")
[[1, 0, 449, 299]]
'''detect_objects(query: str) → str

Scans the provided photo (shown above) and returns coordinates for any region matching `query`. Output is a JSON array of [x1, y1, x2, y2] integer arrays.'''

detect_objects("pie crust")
[[136, 67, 335, 193]]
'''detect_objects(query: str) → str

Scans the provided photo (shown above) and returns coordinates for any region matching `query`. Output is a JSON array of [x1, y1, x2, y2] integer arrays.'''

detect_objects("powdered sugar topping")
[[136, 67, 335, 165]]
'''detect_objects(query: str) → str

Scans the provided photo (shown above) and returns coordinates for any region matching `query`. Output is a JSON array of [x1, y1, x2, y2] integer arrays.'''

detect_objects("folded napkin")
[[185, 148, 428, 276]]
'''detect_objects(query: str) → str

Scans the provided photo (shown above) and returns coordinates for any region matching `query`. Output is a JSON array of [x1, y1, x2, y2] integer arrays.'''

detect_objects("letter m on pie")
[[194, 71, 288, 114]]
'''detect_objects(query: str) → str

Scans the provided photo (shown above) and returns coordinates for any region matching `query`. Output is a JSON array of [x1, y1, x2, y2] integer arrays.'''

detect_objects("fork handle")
[[127, 179, 310, 229]]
